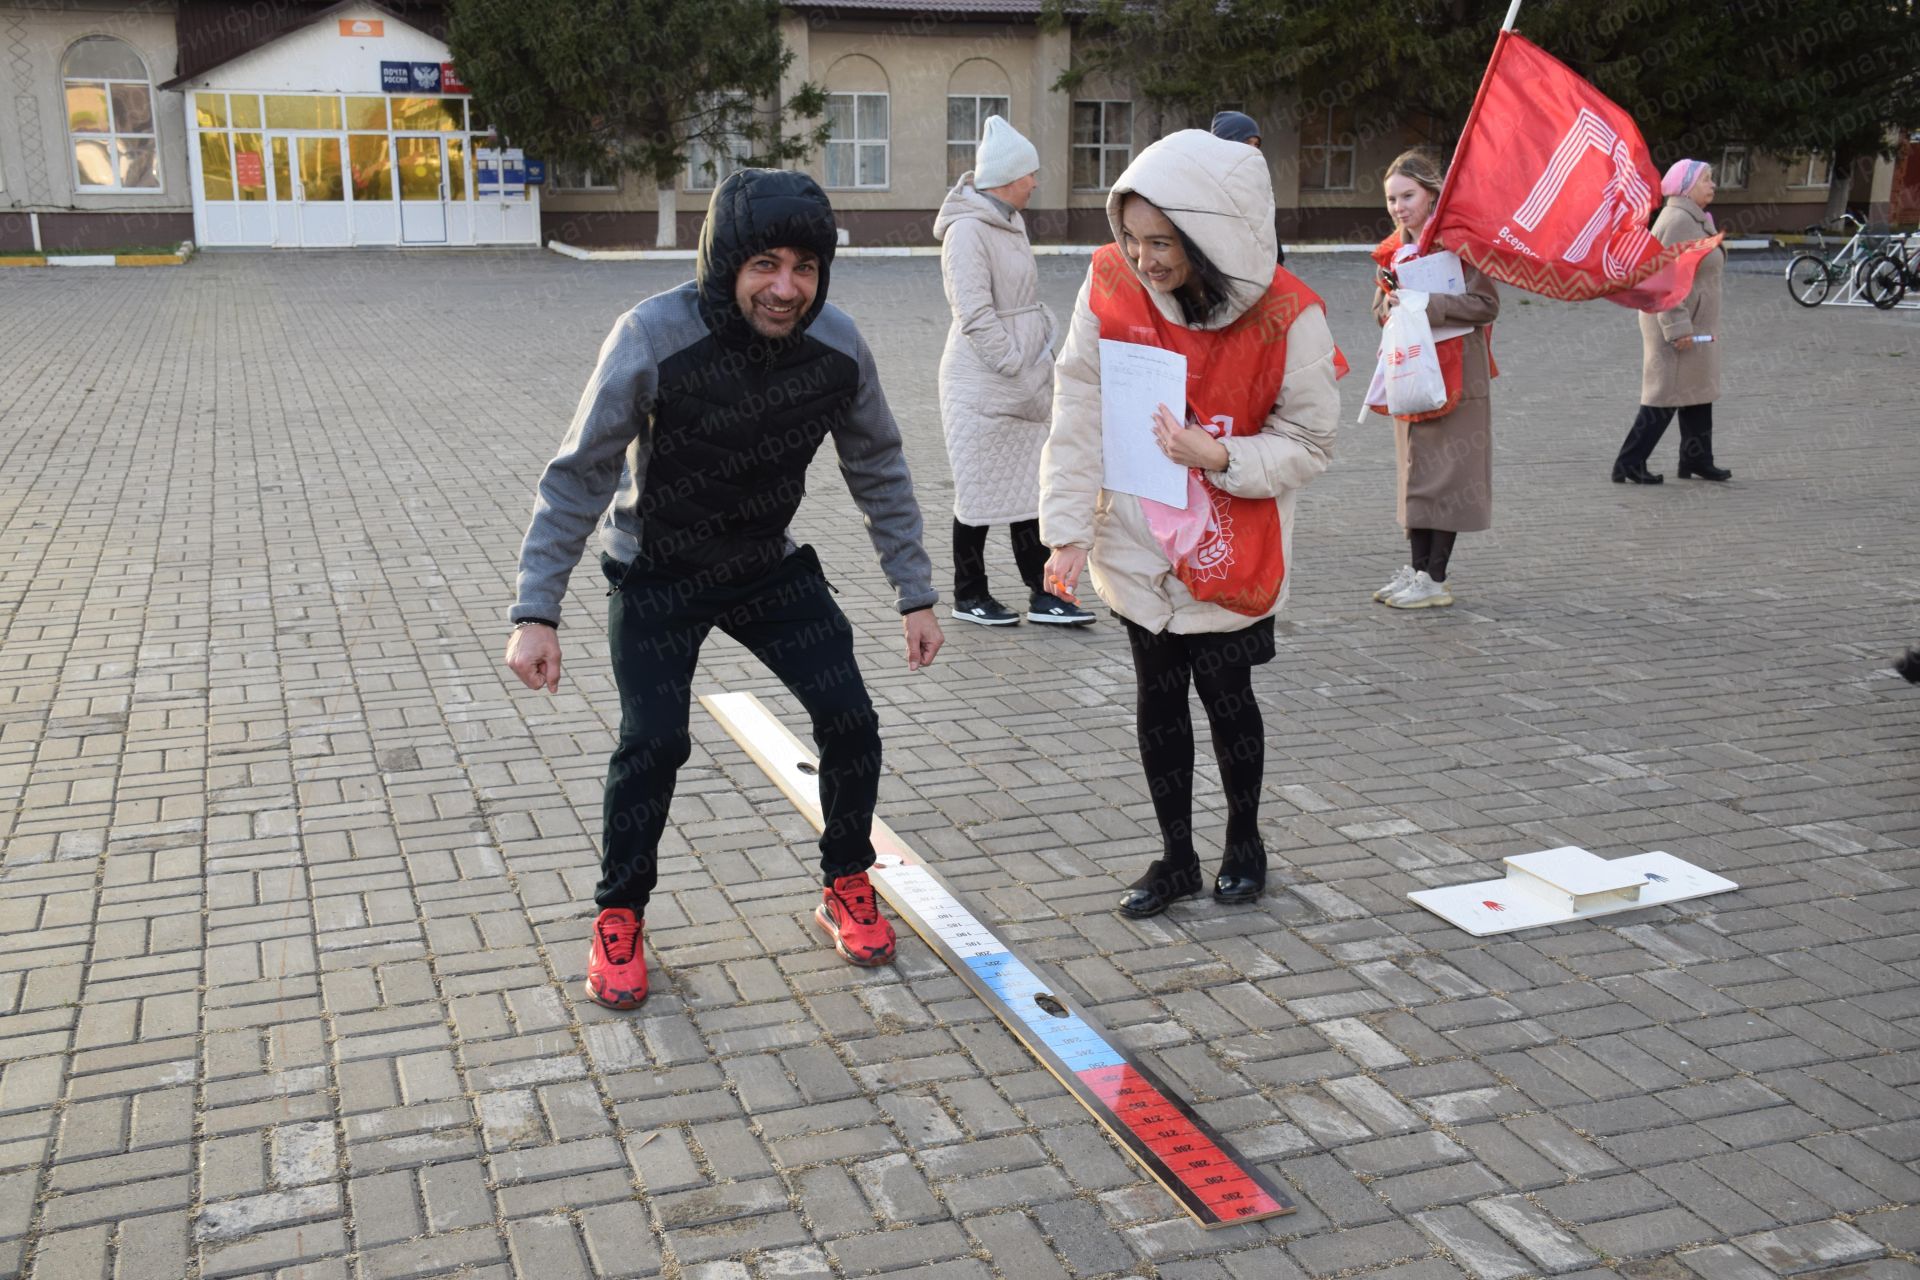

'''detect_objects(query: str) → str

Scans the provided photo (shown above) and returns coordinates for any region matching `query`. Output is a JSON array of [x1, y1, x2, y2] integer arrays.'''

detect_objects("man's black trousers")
[[598, 546, 880, 915]]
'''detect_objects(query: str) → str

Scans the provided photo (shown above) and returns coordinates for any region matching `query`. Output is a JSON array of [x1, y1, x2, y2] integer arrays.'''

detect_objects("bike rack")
[[1794, 228, 1920, 309], [1828, 257, 1920, 310]]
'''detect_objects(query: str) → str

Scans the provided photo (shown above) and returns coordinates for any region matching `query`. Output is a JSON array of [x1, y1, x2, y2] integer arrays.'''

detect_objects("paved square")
[[1, 248, 1916, 1280]]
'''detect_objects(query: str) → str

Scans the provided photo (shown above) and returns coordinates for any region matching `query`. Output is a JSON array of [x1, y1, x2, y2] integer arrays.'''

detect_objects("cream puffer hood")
[[1104, 129, 1277, 331]]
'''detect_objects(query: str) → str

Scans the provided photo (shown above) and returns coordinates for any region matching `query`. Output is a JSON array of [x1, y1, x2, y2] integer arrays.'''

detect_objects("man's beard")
[[744, 291, 805, 338]]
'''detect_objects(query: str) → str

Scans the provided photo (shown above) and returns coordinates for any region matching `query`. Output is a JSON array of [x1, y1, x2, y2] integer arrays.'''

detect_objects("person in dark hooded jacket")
[[505, 169, 943, 1010]]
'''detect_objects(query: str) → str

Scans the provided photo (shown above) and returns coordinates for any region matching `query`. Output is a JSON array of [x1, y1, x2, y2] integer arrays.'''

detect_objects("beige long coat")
[[1371, 242, 1499, 533], [1639, 196, 1723, 407], [1040, 130, 1342, 635], [935, 177, 1058, 525]]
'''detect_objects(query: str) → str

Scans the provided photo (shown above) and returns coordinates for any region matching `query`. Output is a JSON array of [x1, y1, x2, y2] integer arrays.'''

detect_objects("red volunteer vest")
[[1089, 242, 1336, 617]]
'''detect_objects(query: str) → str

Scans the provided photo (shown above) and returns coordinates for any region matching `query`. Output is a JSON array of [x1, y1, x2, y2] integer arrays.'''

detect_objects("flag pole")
[[1415, 23, 1512, 254], [1502, 0, 1523, 31]]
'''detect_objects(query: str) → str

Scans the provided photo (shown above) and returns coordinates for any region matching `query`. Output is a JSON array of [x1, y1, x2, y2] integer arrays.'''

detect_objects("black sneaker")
[[1027, 591, 1094, 625], [952, 597, 1019, 626]]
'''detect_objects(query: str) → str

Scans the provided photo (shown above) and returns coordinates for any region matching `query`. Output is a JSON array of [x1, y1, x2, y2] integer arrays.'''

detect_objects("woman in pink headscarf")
[[1611, 159, 1730, 484]]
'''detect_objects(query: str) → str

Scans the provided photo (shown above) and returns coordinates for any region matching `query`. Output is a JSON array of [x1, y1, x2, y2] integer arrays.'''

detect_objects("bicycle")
[[1784, 214, 1875, 307], [1859, 233, 1920, 310]]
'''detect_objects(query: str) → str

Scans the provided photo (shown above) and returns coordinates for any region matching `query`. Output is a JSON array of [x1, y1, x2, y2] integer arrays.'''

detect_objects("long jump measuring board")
[[700, 691, 1293, 1228]]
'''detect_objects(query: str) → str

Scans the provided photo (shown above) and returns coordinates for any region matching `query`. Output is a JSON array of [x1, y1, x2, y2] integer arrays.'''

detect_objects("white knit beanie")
[[974, 115, 1039, 191]]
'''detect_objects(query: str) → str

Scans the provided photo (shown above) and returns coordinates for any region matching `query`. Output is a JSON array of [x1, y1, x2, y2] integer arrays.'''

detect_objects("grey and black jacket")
[[511, 168, 936, 624]]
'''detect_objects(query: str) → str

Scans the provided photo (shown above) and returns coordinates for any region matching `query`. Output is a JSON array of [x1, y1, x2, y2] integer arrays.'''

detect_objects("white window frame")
[[1298, 106, 1356, 193], [62, 37, 162, 194], [550, 161, 616, 192], [1071, 100, 1132, 192], [946, 94, 1010, 186], [824, 91, 889, 191], [686, 93, 752, 192], [1791, 152, 1834, 189], [1717, 145, 1748, 191]]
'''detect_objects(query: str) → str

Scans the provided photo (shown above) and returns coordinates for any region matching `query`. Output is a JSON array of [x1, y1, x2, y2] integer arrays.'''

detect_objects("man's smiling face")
[[734, 246, 820, 339]]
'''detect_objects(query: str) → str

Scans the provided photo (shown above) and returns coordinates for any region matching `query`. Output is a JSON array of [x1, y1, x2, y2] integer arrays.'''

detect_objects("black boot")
[[1118, 858, 1203, 918], [1676, 405, 1730, 480], [1613, 406, 1673, 484], [1896, 648, 1920, 684], [1213, 844, 1267, 904]]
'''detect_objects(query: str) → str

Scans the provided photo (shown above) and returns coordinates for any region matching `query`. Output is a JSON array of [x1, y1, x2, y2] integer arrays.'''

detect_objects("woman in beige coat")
[[1612, 160, 1730, 483], [1370, 148, 1499, 610], [1040, 130, 1341, 918]]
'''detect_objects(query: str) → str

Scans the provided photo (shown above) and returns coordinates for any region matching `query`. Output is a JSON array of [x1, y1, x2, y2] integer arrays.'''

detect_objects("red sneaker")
[[585, 908, 647, 1009], [815, 872, 897, 967]]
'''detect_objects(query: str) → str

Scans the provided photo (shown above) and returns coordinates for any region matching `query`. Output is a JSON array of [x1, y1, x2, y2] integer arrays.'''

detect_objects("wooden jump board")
[[700, 691, 1293, 1229]]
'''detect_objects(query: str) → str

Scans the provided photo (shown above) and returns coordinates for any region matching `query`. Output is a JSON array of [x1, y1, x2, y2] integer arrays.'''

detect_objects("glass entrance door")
[[294, 135, 349, 246], [396, 137, 448, 244]]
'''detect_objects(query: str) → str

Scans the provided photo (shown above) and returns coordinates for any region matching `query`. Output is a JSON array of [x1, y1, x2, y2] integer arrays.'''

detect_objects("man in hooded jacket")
[[504, 168, 943, 1010]]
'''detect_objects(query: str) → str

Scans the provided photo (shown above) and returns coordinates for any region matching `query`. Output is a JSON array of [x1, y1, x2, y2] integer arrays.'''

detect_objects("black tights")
[[1407, 528, 1458, 583], [1124, 620, 1268, 874], [953, 517, 1046, 602]]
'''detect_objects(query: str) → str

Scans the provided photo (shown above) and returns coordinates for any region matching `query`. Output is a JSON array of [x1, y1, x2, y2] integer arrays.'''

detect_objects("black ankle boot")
[[1214, 847, 1267, 904], [1678, 461, 1732, 481], [1896, 648, 1920, 684], [1611, 463, 1664, 484], [1118, 858, 1203, 918]]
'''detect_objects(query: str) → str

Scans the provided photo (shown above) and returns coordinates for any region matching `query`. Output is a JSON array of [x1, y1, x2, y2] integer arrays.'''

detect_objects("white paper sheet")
[[1391, 248, 1470, 343], [1098, 339, 1189, 508], [1393, 249, 1466, 295]]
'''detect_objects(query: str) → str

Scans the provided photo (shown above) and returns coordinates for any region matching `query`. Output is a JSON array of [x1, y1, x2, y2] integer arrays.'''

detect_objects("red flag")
[[1417, 32, 1721, 312]]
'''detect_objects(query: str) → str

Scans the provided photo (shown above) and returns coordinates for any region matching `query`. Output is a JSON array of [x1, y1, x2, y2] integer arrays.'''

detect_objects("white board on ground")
[[1409, 848, 1737, 937]]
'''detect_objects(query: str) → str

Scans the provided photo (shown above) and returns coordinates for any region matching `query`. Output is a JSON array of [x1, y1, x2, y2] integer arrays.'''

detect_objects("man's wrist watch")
[[514, 618, 557, 630]]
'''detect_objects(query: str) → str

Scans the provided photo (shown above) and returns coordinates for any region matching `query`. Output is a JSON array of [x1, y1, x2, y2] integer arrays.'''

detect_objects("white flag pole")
[[1502, 0, 1523, 30]]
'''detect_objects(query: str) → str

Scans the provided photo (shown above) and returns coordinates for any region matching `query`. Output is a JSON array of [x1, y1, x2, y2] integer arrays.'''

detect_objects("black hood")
[[695, 168, 839, 353]]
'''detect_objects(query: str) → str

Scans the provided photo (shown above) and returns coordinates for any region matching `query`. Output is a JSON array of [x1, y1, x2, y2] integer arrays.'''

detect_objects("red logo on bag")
[[1483, 900, 1505, 911]]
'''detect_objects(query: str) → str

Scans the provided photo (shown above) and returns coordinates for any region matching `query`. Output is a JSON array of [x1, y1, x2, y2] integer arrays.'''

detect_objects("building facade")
[[0, 0, 537, 252], [0, 0, 1900, 253]]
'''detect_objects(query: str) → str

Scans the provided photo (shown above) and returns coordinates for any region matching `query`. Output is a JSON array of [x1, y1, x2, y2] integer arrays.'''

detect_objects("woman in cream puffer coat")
[[1040, 128, 1341, 919]]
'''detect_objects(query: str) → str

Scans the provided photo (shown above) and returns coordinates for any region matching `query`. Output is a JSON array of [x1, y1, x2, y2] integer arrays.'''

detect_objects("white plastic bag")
[[1377, 290, 1448, 419]]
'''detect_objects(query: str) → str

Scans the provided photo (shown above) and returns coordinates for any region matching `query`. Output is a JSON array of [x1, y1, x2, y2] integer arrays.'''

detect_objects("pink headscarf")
[[1660, 158, 1714, 230], [1661, 159, 1707, 199]]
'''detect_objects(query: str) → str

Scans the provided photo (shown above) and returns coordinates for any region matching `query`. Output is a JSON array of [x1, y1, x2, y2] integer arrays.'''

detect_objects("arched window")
[[63, 36, 159, 191], [823, 55, 888, 191], [947, 60, 1012, 185]]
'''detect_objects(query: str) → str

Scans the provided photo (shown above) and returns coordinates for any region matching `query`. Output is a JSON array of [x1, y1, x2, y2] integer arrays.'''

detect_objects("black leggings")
[[1124, 618, 1271, 872], [953, 517, 1046, 601], [1407, 528, 1458, 583]]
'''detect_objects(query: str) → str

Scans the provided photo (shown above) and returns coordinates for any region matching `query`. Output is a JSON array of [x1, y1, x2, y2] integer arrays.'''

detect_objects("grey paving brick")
[[827, 1222, 970, 1275], [578, 1201, 664, 1279], [1576, 1207, 1716, 1260], [1412, 1207, 1535, 1280], [1288, 1221, 1430, 1277], [1472, 1196, 1600, 1273], [507, 1214, 592, 1280], [964, 1212, 1070, 1280], [1735, 1220, 1885, 1275]]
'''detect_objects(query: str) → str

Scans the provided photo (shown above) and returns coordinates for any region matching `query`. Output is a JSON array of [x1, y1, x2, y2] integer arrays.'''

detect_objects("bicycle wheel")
[[1786, 254, 1831, 306], [1860, 254, 1907, 310]]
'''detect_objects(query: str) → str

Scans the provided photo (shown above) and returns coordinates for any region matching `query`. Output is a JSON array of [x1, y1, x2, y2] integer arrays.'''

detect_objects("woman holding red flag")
[[1369, 148, 1501, 610], [1041, 129, 1343, 918]]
